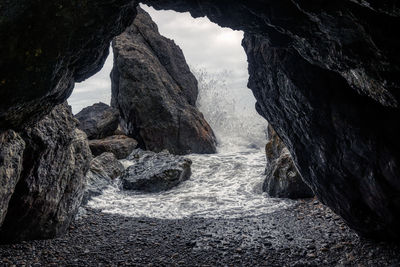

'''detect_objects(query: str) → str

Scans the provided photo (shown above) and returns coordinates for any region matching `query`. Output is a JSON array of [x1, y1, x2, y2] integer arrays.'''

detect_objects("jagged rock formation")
[[142, 0, 400, 240], [111, 7, 217, 155], [0, 103, 91, 243], [263, 125, 313, 199], [75, 102, 120, 140], [0, 0, 138, 130], [89, 135, 138, 159], [0, 131, 25, 226], [1, 0, 400, 240], [121, 149, 192, 192], [82, 152, 124, 205]]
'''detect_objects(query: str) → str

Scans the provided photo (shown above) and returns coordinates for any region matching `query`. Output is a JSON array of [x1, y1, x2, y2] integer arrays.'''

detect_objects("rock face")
[[142, 0, 400, 240], [75, 102, 120, 140], [111, 8, 217, 155], [2, 0, 400, 240], [89, 135, 138, 159], [0, 103, 92, 243], [121, 149, 192, 192], [0, 131, 25, 226], [82, 152, 124, 205], [0, 0, 138, 130], [263, 125, 313, 199]]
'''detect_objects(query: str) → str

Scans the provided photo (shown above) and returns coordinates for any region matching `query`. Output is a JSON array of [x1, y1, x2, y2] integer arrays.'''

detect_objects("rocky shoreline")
[[1, 199, 399, 266]]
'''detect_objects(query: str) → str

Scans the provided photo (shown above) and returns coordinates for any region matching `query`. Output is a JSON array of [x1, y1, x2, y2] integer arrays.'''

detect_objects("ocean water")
[[87, 68, 294, 219]]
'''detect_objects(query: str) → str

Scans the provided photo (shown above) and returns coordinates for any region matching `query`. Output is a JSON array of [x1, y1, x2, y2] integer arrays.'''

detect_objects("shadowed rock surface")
[[111, 7, 217, 155], [82, 153, 124, 205], [0, 131, 25, 226], [1, 0, 400, 240], [0, 0, 138, 130], [142, 0, 400, 240], [121, 149, 192, 192], [0, 103, 92, 243], [89, 135, 138, 159], [75, 102, 120, 140], [263, 125, 313, 199]]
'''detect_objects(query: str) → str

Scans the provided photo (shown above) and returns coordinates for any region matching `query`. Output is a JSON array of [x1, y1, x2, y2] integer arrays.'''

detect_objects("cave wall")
[[0, 0, 399, 240], [0, 103, 92, 243], [143, 0, 400, 239], [0, 0, 139, 130]]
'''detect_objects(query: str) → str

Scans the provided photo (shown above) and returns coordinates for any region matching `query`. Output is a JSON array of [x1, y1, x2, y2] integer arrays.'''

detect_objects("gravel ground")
[[1, 199, 400, 266]]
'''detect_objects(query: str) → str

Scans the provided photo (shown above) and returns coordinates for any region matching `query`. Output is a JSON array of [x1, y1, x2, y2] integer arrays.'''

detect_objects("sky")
[[68, 4, 255, 114]]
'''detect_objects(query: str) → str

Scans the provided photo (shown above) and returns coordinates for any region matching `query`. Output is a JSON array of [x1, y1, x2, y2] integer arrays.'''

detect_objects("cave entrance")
[[69, 4, 267, 151], [68, 5, 283, 219]]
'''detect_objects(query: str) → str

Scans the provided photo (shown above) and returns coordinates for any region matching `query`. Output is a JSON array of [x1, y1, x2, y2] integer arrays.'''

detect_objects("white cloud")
[[69, 4, 255, 115]]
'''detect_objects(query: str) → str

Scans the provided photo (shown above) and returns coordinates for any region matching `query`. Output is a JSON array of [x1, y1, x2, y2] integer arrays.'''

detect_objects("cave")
[[1, 0, 400, 262]]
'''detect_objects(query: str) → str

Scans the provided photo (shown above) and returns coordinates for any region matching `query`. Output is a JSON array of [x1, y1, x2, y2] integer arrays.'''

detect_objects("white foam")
[[88, 148, 294, 219]]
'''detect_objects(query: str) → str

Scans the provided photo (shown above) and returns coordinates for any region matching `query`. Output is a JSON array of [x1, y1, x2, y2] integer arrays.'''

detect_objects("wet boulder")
[[0, 103, 92, 243], [75, 102, 120, 140], [89, 135, 138, 159], [111, 7, 217, 155], [263, 125, 314, 199], [121, 149, 192, 192], [82, 152, 124, 205], [0, 130, 25, 226]]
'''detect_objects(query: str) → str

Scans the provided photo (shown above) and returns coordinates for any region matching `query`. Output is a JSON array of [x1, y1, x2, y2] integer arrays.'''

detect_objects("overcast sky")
[[68, 4, 254, 114]]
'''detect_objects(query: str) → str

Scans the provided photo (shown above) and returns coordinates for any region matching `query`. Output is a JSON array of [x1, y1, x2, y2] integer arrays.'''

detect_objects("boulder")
[[0, 130, 25, 226], [111, 7, 217, 155], [143, 0, 400, 240], [89, 135, 138, 159], [0, 103, 92, 243], [120, 149, 192, 192], [75, 102, 120, 140], [82, 152, 124, 205], [1, 0, 400, 240], [263, 125, 314, 199]]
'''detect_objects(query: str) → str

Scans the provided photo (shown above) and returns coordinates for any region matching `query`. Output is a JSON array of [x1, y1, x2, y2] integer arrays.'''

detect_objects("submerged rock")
[[111, 7, 217, 155], [0, 130, 25, 226], [263, 125, 313, 199], [75, 102, 120, 140], [82, 152, 124, 205], [89, 135, 138, 159], [0, 103, 92, 243], [121, 149, 192, 192]]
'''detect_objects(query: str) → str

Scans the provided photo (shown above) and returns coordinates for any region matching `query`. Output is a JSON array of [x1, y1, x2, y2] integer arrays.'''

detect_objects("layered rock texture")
[[111, 8, 217, 155], [75, 102, 120, 140], [0, 131, 25, 226], [143, 0, 400, 240], [121, 149, 192, 192], [1, 0, 400, 240], [0, 0, 138, 130], [0, 103, 91, 243], [89, 135, 138, 159], [82, 152, 124, 205], [263, 125, 313, 199]]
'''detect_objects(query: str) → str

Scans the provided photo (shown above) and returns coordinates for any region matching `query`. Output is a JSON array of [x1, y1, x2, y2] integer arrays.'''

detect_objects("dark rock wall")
[[264, 125, 313, 199], [111, 8, 217, 155], [0, 130, 25, 226], [0, 103, 92, 243], [0, 0, 138, 130], [0, 0, 399, 240], [143, 0, 400, 239]]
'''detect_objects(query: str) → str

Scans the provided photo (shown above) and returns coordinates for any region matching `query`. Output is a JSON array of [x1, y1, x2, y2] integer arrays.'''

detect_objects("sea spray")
[[88, 68, 293, 219]]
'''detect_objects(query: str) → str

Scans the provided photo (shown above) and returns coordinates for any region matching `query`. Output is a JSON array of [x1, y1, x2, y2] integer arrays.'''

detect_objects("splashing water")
[[88, 69, 293, 219]]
